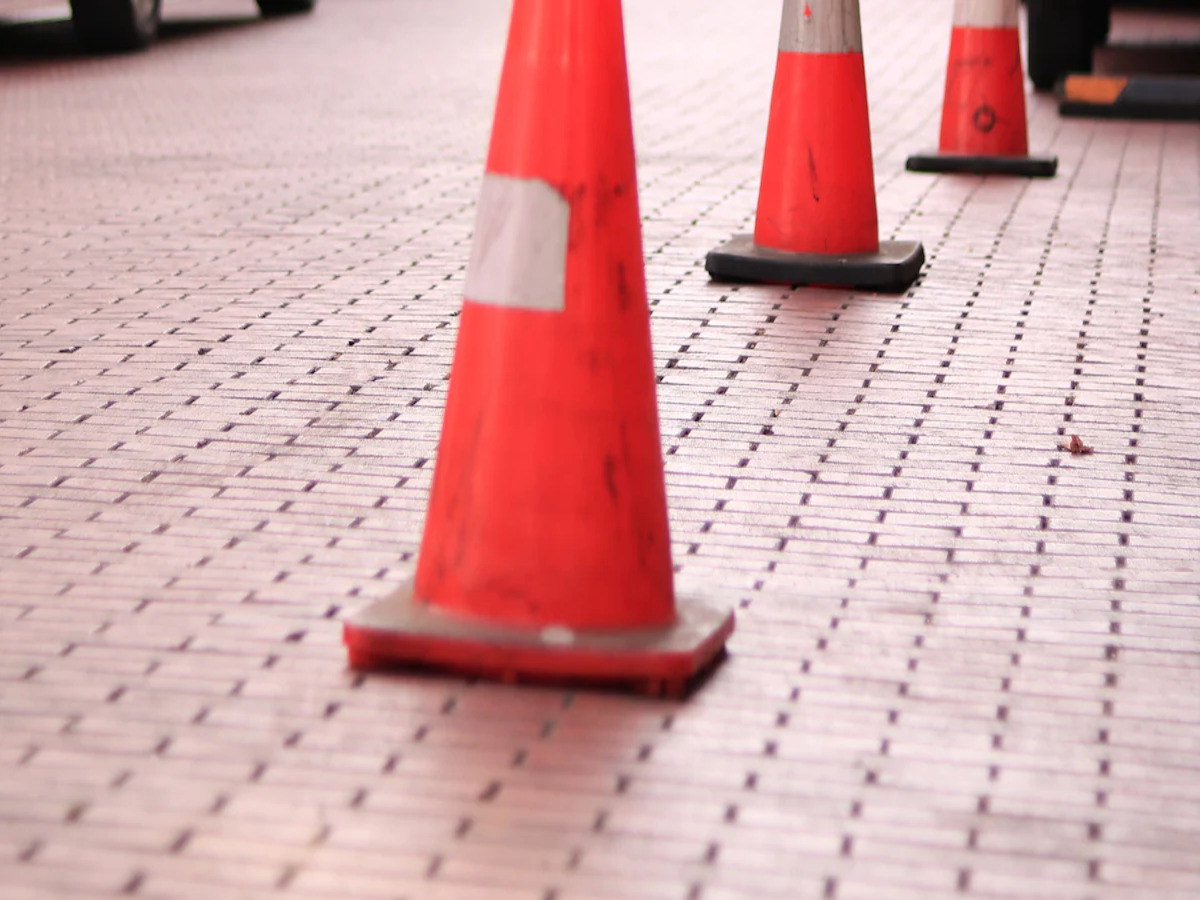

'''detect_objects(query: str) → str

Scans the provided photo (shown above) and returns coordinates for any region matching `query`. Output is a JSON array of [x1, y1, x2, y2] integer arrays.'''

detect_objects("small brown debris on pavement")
[[1058, 434, 1094, 455]]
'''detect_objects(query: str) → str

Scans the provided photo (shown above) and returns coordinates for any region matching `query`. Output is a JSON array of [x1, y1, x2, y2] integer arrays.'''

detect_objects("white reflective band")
[[779, 0, 863, 54], [953, 0, 1018, 28], [463, 174, 569, 313]]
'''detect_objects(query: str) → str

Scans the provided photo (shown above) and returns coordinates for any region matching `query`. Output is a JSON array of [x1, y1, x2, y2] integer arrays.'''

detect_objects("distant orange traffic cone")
[[707, 0, 924, 292], [907, 0, 1057, 177], [343, 0, 733, 695]]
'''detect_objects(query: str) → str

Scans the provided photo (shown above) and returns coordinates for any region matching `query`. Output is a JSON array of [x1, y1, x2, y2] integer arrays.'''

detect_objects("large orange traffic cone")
[[343, 0, 733, 695], [907, 0, 1057, 177], [707, 0, 924, 292]]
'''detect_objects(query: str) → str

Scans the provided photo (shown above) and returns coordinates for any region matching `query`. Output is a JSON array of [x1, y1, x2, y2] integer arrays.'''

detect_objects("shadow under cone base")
[[906, 151, 1058, 177], [706, 234, 924, 293], [344, 581, 735, 697]]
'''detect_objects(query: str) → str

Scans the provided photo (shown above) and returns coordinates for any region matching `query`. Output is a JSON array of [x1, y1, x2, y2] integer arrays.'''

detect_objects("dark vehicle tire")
[[1026, 0, 1111, 91], [1087, 0, 1113, 47], [256, 0, 316, 15], [70, 0, 160, 52]]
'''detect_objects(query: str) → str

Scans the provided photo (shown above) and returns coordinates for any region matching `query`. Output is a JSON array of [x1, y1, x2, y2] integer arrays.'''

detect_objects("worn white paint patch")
[[463, 174, 569, 312], [953, 0, 1018, 29], [778, 0, 863, 54]]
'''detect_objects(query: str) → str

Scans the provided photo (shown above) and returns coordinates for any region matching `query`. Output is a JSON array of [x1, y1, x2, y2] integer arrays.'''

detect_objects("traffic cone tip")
[[779, 0, 861, 53], [953, 0, 1018, 29]]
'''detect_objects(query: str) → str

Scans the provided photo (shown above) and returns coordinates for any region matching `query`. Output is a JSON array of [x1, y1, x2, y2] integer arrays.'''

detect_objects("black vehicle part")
[[257, 0, 317, 15], [70, 0, 161, 52], [1027, 0, 1112, 91]]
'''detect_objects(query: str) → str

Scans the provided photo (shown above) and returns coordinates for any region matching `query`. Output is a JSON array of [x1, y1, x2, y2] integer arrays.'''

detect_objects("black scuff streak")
[[617, 423, 650, 572], [615, 261, 630, 311], [603, 454, 619, 502], [807, 145, 820, 204]]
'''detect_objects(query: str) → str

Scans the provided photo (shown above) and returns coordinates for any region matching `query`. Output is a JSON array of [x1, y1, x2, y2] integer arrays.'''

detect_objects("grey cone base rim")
[[344, 579, 735, 681], [705, 234, 924, 292], [906, 151, 1059, 177]]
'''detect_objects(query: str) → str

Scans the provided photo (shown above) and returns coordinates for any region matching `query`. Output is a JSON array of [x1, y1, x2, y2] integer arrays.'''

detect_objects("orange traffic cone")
[[707, 0, 924, 292], [907, 0, 1057, 177], [343, 0, 733, 695]]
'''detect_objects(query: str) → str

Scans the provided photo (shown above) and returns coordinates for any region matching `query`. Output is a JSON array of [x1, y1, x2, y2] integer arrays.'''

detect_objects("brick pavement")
[[2, 0, 1199, 898]]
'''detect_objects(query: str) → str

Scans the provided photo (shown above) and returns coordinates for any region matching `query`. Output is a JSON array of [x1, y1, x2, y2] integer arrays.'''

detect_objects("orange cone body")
[[907, 0, 1057, 176], [344, 0, 732, 694], [416, 0, 673, 631], [754, 2, 878, 255], [707, 0, 924, 292], [938, 0, 1029, 157]]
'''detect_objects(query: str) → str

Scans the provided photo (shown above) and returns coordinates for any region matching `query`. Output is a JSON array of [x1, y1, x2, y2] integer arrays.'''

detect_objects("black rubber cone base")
[[906, 151, 1058, 178], [706, 234, 924, 293]]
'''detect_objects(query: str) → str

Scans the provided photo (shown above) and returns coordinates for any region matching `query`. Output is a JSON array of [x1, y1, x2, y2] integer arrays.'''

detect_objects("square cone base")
[[705, 234, 924, 293], [343, 581, 735, 698], [906, 151, 1058, 178]]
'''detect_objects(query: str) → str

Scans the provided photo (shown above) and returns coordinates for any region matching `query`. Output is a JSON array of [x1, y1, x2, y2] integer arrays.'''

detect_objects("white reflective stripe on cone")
[[952, 0, 1018, 29], [464, 174, 569, 313], [778, 0, 863, 54]]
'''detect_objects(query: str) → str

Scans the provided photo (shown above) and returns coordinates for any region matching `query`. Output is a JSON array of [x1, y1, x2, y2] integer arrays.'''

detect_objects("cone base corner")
[[706, 234, 924, 293], [343, 581, 734, 697], [906, 151, 1058, 178]]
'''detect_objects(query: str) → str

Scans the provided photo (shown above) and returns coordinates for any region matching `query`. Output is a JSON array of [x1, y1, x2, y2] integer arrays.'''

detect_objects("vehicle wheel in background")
[[256, 0, 317, 15], [70, 0, 160, 52], [1086, 0, 1113, 47], [1026, 0, 1110, 91]]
